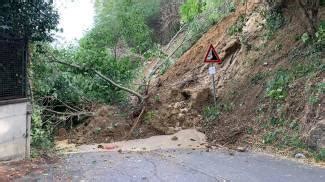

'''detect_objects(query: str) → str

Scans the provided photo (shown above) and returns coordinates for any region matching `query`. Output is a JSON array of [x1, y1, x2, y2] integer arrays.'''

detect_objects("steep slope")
[[145, 0, 324, 157]]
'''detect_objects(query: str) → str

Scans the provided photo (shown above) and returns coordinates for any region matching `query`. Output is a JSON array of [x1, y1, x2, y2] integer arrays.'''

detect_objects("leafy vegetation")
[[144, 111, 156, 124], [266, 70, 290, 100], [180, 0, 204, 23], [203, 105, 220, 122], [315, 148, 325, 162], [27, 0, 164, 152], [0, 1, 59, 41], [175, 0, 235, 57]]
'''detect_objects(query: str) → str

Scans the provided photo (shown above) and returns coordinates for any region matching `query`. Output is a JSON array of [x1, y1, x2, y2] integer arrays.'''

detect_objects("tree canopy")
[[0, 0, 59, 41]]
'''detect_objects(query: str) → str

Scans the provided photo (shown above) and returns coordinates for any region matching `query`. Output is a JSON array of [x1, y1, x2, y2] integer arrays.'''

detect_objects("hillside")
[[132, 0, 325, 160], [32, 0, 325, 162]]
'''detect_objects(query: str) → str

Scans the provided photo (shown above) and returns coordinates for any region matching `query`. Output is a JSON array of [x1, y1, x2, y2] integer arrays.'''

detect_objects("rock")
[[166, 127, 177, 135], [103, 144, 118, 150], [57, 128, 68, 140], [171, 136, 178, 141], [236, 146, 247, 152], [243, 12, 265, 34], [219, 38, 241, 60], [307, 120, 325, 150], [228, 151, 235, 156], [295, 153, 306, 159], [191, 88, 211, 110]]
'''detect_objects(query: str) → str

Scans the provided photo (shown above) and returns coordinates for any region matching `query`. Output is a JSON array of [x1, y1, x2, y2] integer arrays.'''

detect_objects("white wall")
[[0, 102, 29, 161]]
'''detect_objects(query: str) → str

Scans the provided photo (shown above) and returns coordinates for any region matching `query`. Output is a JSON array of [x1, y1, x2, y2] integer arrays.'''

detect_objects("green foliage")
[[31, 43, 139, 104], [315, 21, 325, 48], [308, 83, 325, 105], [160, 59, 173, 75], [228, 15, 246, 36], [0, 1, 59, 41], [94, 0, 160, 53], [315, 148, 325, 162], [176, 0, 235, 57], [266, 70, 290, 100], [264, 9, 284, 39], [203, 105, 220, 122], [144, 111, 156, 124], [263, 129, 281, 144], [31, 106, 53, 149], [301, 33, 311, 44], [180, 0, 204, 23], [270, 117, 285, 127]]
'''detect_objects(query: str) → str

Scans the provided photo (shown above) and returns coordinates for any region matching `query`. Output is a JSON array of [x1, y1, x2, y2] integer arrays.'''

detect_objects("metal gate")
[[0, 36, 27, 101]]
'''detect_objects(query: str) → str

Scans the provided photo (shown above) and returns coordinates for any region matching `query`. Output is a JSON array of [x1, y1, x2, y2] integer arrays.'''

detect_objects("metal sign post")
[[209, 65, 217, 107], [204, 44, 222, 107]]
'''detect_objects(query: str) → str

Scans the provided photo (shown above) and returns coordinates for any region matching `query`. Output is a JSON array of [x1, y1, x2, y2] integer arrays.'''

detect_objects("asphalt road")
[[18, 149, 325, 182]]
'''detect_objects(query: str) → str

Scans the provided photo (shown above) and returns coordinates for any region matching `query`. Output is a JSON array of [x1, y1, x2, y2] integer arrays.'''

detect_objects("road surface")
[[18, 149, 325, 182]]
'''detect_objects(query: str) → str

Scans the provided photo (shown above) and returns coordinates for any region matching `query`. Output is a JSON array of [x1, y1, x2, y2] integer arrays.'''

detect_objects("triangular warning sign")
[[204, 44, 222, 64]]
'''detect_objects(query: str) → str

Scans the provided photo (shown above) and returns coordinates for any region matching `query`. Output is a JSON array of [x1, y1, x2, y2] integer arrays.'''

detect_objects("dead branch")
[[165, 24, 188, 52], [43, 108, 94, 117], [124, 106, 146, 140]]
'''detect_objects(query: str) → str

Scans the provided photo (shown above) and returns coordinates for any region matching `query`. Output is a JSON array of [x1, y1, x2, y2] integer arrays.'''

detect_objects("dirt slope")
[[145, 0, 324, 154]]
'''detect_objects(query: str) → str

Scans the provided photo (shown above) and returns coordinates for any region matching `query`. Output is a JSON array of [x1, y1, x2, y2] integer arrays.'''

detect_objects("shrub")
[[203, 105, 220, 122], [31, 106, 53, 150], [180, 0, 204, 23], [266, 70, 290, 100], [315, 148, 325, 161], [144, 111, 156, 124]]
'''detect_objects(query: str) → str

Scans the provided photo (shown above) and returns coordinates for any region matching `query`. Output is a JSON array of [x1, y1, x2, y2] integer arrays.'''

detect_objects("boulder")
[[307, 120, 325, 150], [191, 88, 212, 110]]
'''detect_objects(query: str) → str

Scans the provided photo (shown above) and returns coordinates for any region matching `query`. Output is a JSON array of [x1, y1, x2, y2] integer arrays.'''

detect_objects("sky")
[[53, 0, 95, 45]]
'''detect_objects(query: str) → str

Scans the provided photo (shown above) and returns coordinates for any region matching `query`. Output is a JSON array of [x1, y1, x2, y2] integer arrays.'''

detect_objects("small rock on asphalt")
[[295, 153, 306, 159], [171, 136, 178, 141], [236, 146, 247, 152]]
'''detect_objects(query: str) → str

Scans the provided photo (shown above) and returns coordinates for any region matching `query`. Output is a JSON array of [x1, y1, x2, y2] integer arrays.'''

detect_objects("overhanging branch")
[[46, 53, 145, 103]]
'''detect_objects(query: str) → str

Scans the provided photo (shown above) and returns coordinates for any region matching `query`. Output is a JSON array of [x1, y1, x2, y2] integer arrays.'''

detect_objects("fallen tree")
[[45, 52, 145, 103]]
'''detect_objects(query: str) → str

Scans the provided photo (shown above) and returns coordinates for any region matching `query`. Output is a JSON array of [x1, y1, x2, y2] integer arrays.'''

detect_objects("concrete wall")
[[0, 101, 30, 161]]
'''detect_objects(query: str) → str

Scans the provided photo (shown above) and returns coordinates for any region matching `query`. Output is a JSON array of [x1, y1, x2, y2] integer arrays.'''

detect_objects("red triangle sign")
[[204, 44, 222, 64]]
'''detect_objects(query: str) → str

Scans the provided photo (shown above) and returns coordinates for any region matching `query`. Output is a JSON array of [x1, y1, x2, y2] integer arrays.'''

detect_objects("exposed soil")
[[61, 1, 324, 160], [144, 0, 325, 151]]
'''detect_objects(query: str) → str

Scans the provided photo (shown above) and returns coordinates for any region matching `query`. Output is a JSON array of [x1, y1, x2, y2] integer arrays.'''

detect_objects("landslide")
[[144, 0, 325, 154]]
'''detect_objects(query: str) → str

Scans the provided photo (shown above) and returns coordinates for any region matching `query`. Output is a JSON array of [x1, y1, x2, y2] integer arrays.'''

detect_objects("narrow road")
[[18, 149, 325, 182]]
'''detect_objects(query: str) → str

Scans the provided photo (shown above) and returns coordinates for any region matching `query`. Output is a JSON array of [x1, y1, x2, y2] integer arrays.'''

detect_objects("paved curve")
[[18, 149, 325, 182]]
